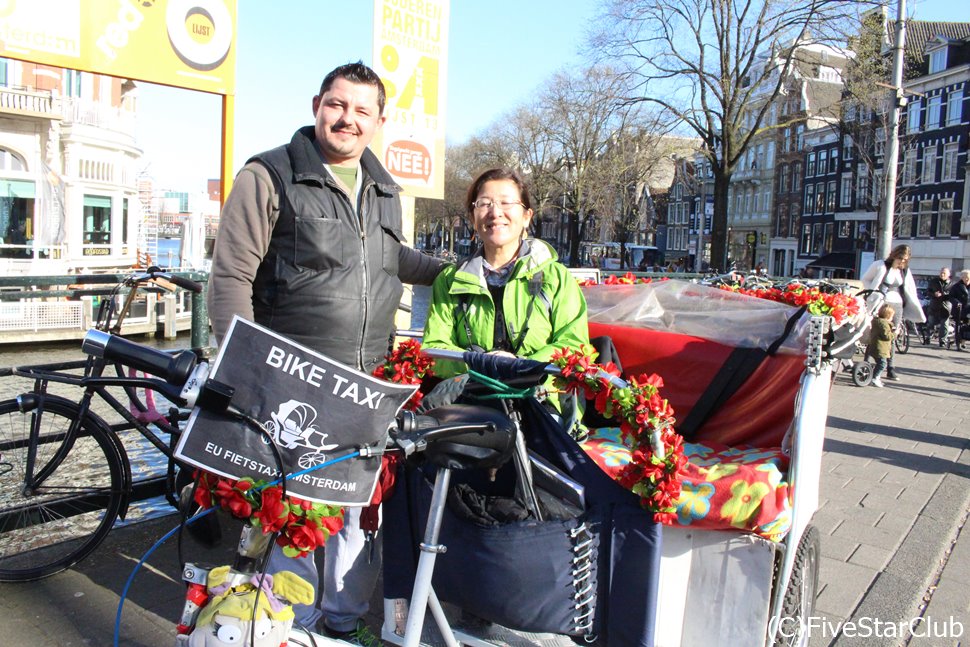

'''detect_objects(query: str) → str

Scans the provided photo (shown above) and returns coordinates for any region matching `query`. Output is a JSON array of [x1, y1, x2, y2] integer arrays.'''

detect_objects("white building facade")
[[0, 57, 145, 275]]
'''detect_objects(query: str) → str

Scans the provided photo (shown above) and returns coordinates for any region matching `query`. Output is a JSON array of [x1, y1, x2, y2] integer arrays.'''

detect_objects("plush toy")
[[187, 566, 314, 647]]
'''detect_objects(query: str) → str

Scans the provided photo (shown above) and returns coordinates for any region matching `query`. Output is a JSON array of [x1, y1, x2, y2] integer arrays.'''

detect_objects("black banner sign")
[[174, 317, 417, 505]]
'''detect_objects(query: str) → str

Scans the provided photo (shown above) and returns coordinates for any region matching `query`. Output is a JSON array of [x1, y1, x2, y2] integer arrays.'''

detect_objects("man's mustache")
[[331, 121, 359, 135]]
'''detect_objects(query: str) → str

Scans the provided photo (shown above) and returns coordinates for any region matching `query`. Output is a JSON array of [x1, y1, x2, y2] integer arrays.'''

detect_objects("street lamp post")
[[877, 0, 908, 259]]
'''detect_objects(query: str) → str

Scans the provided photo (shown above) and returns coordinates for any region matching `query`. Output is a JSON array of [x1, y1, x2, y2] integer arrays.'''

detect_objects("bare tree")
[[415, 138, 508, 254], [585, 121, 692, 268], [593, 0, 858, 271], [539, 65, 634, 265], [490, 103, 563, 241]]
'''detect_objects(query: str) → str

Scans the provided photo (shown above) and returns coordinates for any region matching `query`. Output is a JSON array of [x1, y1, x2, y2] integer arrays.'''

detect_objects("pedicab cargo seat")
[[583, 281, 811, 541], [383, 393, 664, 647]]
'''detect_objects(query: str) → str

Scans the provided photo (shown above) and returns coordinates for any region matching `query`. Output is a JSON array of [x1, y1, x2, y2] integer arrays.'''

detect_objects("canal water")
[[0, 285, 432, 526]]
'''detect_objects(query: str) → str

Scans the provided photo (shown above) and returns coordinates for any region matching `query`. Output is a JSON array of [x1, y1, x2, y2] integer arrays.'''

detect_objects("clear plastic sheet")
[[582, 279, 810, 354]]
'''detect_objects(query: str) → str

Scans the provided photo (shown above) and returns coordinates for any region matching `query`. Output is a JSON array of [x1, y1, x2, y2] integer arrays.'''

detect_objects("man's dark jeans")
[[924, 308, 950, 344]]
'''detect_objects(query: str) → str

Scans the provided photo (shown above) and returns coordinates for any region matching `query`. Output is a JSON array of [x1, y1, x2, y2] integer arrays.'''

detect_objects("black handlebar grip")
[[156, 272, 204, 293], [82, 329, 197, 386]]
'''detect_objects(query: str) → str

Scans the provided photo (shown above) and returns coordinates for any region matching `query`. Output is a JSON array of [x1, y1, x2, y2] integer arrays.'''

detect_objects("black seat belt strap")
[[676, 305, 807, 439]]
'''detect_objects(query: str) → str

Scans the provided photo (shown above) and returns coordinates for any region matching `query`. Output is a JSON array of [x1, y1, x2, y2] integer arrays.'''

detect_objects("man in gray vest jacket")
[[207, 61, 444, 641]]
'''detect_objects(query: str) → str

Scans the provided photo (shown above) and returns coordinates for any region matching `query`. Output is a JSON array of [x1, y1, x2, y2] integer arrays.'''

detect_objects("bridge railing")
[[0, 272, 210, 349]]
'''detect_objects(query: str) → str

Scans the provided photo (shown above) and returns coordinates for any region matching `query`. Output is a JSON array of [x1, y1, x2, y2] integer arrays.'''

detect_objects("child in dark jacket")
[[867, 304, 895, 387]]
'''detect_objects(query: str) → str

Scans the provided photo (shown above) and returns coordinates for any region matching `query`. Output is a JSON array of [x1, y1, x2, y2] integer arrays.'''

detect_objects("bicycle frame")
[[4, 269, 202, 516], [11, 359, 188, 513]]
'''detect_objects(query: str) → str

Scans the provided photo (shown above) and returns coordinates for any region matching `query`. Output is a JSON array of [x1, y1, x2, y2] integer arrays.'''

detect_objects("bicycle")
[[0, 268, 204, 582], [894, 318, 911, 354]]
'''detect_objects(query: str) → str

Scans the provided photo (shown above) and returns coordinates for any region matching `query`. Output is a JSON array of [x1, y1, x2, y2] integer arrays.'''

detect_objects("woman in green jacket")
[[422, 168, 589, 386]]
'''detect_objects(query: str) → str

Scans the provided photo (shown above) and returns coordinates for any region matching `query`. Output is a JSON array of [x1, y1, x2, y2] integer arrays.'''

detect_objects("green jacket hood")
[[448, 239, 560, 296]]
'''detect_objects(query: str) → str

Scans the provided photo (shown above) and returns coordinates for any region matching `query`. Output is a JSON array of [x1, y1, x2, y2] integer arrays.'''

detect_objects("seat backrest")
[[588, 322, 805, 447], [420, 404, 517, 470]]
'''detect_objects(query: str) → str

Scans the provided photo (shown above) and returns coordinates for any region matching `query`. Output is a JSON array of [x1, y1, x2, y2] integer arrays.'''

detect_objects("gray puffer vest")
[[250, 127, 406, 371]]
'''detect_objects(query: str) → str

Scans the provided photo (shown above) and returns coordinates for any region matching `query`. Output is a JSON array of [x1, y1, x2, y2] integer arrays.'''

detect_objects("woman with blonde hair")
[[861, 244, 925, 380]]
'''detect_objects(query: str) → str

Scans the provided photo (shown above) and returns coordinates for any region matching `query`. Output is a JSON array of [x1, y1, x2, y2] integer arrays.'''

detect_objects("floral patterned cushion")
[[579, 427, 792, 541]]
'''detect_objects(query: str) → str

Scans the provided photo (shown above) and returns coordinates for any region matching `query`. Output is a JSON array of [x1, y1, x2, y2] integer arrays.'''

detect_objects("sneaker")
[[871, 378, 884, 388], [317, 619, 381, 646], [885, 372, 900, 381]]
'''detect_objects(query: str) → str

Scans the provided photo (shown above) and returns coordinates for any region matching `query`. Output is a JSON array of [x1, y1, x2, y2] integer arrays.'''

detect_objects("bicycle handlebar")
[[70, 268, 204, 293], [140, 267, 204, 293], [421, 347, 628, 389], [82, 329, 198, 386]]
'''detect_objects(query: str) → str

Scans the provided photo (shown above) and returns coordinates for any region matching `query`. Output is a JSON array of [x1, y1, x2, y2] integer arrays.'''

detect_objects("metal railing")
[[0, 86, 56, 115], [0, 272, 210, 349]]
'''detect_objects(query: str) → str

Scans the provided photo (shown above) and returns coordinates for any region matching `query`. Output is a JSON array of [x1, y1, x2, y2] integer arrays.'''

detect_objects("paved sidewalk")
[[814, 342, 970, 647], [0, 343, 967, 646]]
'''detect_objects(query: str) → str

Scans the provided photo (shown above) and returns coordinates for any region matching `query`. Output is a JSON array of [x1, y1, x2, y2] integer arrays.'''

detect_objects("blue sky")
[[136, 0, 598, 189], [135, 0, 958, 191]]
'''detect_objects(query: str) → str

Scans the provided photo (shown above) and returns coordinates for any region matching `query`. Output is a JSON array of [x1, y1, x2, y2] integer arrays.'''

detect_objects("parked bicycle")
[[0, 268, 204, 582]]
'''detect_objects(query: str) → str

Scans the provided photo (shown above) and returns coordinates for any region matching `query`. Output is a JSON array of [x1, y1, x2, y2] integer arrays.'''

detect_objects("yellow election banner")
[[372, 0, 448, 200], [0, 0, 236, 96]]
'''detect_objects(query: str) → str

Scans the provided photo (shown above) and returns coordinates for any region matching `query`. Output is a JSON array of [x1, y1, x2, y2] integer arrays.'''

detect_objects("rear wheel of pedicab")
[[851, 361, 873, 387], [772, 524, 820, 647]]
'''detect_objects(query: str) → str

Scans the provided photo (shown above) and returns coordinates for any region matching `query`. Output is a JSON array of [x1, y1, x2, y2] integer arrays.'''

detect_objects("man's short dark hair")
[[319, 61, 386, 114]]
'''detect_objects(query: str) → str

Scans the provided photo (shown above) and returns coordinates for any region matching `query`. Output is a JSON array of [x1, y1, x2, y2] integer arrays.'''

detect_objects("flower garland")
[[582, 274, 860, 325], [716, 283, 861, 324], [550, 346, 686, 524], [371, 338, 436, 410], [578, 272, 667, 287], [192, 472, 345, 558]]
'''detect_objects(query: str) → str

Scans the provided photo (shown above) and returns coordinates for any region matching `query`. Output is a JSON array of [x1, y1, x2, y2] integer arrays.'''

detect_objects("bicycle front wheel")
[[895, 325, 911, 354], [0, 396, 125, 582]]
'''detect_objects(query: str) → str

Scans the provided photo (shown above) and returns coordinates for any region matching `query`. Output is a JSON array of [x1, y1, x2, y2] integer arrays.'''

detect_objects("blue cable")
[[113, 450, 362, 646]]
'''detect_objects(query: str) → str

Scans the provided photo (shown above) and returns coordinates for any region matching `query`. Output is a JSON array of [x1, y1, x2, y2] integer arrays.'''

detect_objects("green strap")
[[465, 370, 534, 400]]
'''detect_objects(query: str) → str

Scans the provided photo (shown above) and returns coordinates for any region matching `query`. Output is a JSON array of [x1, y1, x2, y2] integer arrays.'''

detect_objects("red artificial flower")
[[319, 512, 346, 536], [284, 519, 329, 554], [192, 471, 219, 509], [373, 339, 436, 410], [253, 486, 288, 532], [219, 487, 253, 519]]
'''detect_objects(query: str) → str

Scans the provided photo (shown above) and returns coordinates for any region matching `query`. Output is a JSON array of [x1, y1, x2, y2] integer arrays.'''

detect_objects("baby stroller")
[[823, 288, 879, 387]]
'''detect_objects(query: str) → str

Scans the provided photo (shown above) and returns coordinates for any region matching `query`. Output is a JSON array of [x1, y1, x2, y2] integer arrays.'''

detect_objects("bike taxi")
[[77, 275, 843, 647]]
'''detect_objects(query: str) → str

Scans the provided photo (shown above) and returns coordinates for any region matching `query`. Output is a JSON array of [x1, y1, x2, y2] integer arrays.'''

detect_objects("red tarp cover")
[[588, 322, 805, 448]]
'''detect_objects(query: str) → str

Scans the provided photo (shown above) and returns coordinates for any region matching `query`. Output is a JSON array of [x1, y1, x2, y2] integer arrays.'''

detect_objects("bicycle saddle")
[[419, 404, 516, 471]]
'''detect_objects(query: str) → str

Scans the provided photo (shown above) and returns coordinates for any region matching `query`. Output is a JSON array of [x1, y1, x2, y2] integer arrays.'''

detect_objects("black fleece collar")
[[287, 126, 401, 196]]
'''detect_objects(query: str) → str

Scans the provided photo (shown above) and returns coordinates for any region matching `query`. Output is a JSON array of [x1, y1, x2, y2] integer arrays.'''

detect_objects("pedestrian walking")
[[867, 303, 896, 388], [923, 267, 952, 346], [861, 244, 925, 380], [949, 269, 970, 351]]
